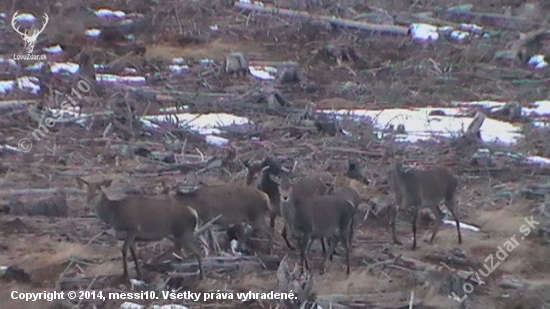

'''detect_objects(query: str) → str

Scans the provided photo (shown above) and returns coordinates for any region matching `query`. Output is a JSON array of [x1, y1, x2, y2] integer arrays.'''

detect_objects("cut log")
[[234, 2, 408, 36]]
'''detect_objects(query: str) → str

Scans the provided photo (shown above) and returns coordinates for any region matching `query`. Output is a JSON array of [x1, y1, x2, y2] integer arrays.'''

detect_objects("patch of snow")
[[17, 77, 40, 94], [169, 65, 189, 73], [85, 28, 101, 38], [205, 135, 229, 147], [199, 59, 215, 65], [249, 66, 276, 80], [525, 156, 550, 165], [409, 23, 439, 42], [0, 81, 15, 93], [96, 74, 146, 85], [123, 68, 138, 74], [450, 30, 469, 41], [12, 13, 36, 22], [142, 113, 251, 135], [322, 107, 523, 145], [95, 9, 126, 18], [43, 45, 63, 54], [459, 23, 483, 33], [443, 220, 480, 232], [50, 62, 79, 74], [528, 55, 547, 69]]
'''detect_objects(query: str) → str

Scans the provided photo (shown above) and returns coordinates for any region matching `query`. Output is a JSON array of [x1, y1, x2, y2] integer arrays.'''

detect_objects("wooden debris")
[[438, 4, 540, 32], [234, 2, 408, 35], [493, 29, 550, 64], [491, 102, 523, 121], [8, 190, 68, 217], [0, 188, 85, 196], [276, 62, 303, 84], [322, 44, 362, 66], [225, 52, 250, 76], [275, 255, 314, 309], [260, 84, 291, 108], [0, 266, 31, 283], [465, 111, 485, 139]]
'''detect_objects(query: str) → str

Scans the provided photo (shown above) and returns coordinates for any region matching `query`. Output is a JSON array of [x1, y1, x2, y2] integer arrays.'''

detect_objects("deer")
[[327, 160, 371, 259], [172, 181, 274, 254], [387, 161, 462, 250], [271, 173, 355, 275], [12, 11, 49, 54], [76, 177, 204, 280], [245, 158, 332, 254]]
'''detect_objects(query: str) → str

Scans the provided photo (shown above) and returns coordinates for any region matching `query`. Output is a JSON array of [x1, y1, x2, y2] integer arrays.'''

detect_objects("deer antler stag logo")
[[11, 11, 49, 54]]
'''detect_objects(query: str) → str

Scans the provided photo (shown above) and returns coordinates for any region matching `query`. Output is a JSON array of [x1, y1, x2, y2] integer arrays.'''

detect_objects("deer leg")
[[299, 236, 313, 274], [427, 201, 444, 244], [342, 228, 351, 275], [391, 204, 402, 245], [445, 197, 462, 244], [320, 238, 327, 257], [128, 241, 142, 280], [180, 233, 204, 280], [321, 235, 339, 275], [269, 212, 277, 233], [122, 233, 137, 278], [281, 224, 295, 250], [411, 205, 420, 250]]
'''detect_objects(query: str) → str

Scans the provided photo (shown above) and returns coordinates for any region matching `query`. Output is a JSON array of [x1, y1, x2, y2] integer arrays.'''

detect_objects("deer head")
[[11, 11, 49, 54]]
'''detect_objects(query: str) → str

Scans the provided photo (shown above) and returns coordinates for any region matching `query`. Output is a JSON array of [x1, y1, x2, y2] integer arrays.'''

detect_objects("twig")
[[76, 275, 99, 307], [194, 214, 222, 237]]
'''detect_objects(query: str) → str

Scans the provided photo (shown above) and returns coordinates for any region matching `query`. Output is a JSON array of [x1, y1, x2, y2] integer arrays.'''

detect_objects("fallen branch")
[[465, 111, 485, 139], [494, 29, 550, 63], [234, 2, 408, 36], [0, 99, 38, 110], [276, 255, 313, 309], [194, 214, 222, 237], [0, 188, 85, 196], [437, 4, 540, 31]]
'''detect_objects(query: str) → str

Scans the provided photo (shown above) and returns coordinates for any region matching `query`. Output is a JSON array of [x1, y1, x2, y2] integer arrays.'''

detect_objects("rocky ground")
[[1, 0, 550, 308]]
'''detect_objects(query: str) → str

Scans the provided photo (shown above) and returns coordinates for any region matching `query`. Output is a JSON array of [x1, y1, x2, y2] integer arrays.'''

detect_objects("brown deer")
[[387, 161, 462, 250], [245, 158, 331, 254], [173, 182, 274, 254], [76, 177, 204, 280], [271, 174, 355, 275]]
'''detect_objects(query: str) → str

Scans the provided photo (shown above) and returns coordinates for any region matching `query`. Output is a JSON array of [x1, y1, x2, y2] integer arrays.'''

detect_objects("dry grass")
[[145, 39, 268, 62]]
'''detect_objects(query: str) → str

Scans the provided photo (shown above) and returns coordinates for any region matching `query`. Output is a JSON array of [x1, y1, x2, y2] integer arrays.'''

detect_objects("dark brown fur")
[[387, 161, 462, 250], [76, 177, 203, 280]]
